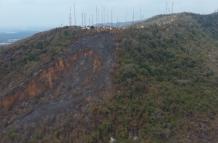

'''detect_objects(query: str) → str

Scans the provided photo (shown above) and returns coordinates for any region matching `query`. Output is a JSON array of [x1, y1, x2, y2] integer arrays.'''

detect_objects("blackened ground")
[[0, 31, 117, 143]]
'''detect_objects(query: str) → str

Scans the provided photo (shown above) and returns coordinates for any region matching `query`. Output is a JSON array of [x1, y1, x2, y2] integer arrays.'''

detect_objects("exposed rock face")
[[0, 49, 102, 110], [0, 32, 117, 142]]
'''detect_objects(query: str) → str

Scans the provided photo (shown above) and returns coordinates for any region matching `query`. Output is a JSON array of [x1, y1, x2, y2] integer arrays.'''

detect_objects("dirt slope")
[[0, 31, 117, 143]]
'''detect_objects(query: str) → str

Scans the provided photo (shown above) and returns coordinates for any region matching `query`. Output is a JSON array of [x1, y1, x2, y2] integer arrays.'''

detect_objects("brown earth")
[[0, 31, 118, 143]]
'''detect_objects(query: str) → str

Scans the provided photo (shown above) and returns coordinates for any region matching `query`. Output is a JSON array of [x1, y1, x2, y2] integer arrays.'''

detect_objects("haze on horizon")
[[0, 0, 217, 30]]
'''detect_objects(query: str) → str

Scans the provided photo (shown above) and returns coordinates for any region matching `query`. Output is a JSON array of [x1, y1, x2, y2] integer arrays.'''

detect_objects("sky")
[[0, 0, 217, 30]]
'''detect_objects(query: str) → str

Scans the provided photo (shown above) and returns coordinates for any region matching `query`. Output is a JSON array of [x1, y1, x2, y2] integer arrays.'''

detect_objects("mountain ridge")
[[0, 12, 218, 143]]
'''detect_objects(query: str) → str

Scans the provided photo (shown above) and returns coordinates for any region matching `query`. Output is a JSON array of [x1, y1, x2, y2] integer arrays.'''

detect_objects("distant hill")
[[1, 13, 218, 143], [0, 31, 42, 45]]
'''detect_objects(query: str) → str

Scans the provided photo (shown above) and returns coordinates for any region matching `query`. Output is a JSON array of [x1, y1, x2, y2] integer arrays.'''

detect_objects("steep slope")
[[0, 28, 117, 142], [84, 13, 218, 143]]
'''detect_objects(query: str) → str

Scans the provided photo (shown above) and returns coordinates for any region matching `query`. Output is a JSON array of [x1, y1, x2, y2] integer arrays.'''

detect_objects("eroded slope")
[[0, 30, 117, 143]]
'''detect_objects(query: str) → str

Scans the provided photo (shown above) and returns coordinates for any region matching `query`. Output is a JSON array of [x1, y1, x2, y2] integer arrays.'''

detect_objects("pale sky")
[[0, 0, 217, 30]]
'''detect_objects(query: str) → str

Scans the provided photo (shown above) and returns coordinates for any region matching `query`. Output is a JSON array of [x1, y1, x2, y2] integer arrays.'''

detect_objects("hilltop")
[[0, 12, 218, 143]]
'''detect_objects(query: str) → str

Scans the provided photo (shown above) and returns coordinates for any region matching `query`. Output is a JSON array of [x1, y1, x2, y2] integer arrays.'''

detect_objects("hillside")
[[88, 13, 218, 143], [1, 13, 218, 143], [0, 27, 118, 142]]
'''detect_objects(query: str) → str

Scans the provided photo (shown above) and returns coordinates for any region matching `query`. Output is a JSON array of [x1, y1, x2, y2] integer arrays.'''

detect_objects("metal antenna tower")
[[81, 13, 84, 27], [69, 7, 72, 26], [91, 15, 94, 26], [110, 9, 113, 28], [89, 15, 91, 26], [102, 7, 104, 25], [84, 13, 87, 27], [171, 0, 174, 14], [106, 9, 109, 25], [73, 4, 77, 25], [140, 8, 143, 20], [96, 6, 98, 24], [101, 7, 103, 25], [116, 16, 119, 24], [132, 8, 135, 24], [165, 0, 168, 14]]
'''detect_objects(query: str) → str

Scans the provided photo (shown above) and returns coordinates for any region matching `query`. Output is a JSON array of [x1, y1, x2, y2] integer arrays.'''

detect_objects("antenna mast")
[[96, 6, 98, 24], [69, 7, 72, 26], [165, 0, 168, 14], [102, 7, 104, 25], [171, 0, 174, 14], [84, 13, 87, 27], [110, 9, 113, 28], [73, 4, 77, 25], [89, 15, 91, 26], [116, 16, 119, 24], [132, 8, 135, 24], [91, 15, 94, 26], [81, 13, 84, 27]]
